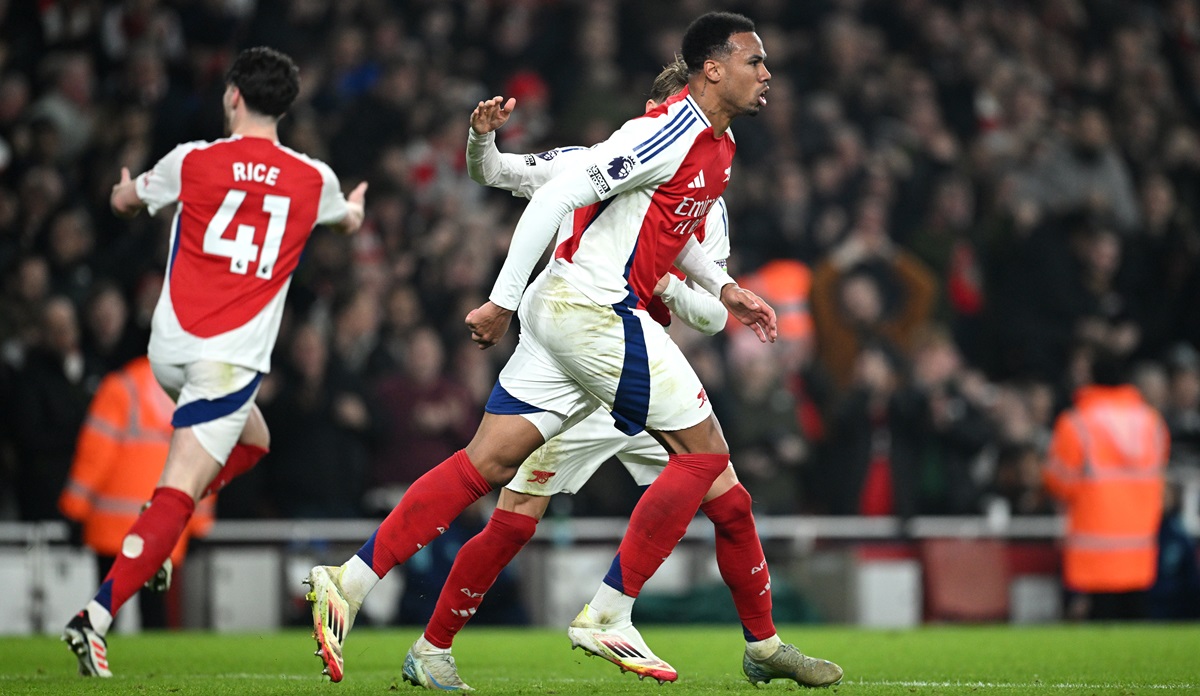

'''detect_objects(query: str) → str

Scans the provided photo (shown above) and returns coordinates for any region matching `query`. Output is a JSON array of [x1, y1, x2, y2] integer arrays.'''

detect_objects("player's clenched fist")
[[465, 300, 514, 349]]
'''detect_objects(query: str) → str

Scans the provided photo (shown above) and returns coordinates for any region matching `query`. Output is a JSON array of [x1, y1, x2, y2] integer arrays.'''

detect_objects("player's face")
[[721, 32, 770, 117]]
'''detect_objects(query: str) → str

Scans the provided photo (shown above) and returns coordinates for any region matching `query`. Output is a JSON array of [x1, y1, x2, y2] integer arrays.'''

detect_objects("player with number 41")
[[61, 46, 366, 678]]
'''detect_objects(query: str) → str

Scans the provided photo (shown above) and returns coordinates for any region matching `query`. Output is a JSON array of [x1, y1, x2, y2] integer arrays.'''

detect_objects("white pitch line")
[[854, 680, 1197, 690]]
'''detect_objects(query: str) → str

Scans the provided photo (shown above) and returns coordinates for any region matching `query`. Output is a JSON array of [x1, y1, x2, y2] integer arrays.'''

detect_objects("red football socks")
[[604, 452, 729, 597], [423, 508, 538, 648], [356, 449, 493, 577], [701, 484, 776, 641], [202, 443, 268, 498], [94, 486, 194, 616]]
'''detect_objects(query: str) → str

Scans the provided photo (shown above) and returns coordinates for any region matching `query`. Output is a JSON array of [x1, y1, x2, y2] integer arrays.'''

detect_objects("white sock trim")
[[415, 634, 450, 654], [339, 555, 379, 605], [85, 600, 113, 636], [746, 634, 782, 660], [588, 583, 635, 624]]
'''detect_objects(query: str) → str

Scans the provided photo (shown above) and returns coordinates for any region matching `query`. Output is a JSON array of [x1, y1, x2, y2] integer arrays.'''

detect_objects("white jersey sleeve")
[[134, 141, 204, 215], [312, 159, 350, 226], [675, 233, 736, 298], [466, 130, 593, 199], [489, 165, 601, 310], [659, 198, 731, 335]]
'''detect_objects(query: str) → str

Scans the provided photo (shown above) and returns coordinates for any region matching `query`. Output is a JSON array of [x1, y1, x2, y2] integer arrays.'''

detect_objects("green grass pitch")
[[2, 624, 1198, 694]]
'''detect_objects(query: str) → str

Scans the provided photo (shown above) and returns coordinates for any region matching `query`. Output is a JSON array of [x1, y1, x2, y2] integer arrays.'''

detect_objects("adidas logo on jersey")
[[686, 171, 706, 189]]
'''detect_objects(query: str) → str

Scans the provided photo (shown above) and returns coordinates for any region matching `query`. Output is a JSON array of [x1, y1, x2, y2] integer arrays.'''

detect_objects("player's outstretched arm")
[[331, 182, 368, 234], [721, 284, 777, 344], [110, 167, 147, 219]]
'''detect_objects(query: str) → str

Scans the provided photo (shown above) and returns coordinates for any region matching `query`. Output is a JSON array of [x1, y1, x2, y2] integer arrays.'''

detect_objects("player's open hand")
[[465, 300, 514, 349], [110, 166, 144, 219], [347, 181, 368, 207], [720, 284, 777, 343], [114, 166, 132, 191], [471, 96, 517, 135]]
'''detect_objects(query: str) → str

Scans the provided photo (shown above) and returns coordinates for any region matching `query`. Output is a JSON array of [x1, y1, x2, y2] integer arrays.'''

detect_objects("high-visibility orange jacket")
[[58, 356, 214, 566], [1043, 385, 1168, 593]]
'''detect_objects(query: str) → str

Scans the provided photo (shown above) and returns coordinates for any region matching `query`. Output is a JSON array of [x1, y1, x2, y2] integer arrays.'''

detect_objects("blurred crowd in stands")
[[2, 0, 1200, 523]]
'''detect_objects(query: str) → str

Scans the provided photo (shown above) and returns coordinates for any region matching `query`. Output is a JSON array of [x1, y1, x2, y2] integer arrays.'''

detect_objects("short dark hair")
[[681, 12, 756, 74], [648, 56, 689, 103], [225, 47, 300, 118]]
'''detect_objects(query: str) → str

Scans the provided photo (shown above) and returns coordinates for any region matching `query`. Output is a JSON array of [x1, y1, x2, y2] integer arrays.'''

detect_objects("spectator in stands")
[[818, 341, 924, 516], [1017, 106, 1140, 233], [0, 254, 50, 367], [11, 296, 100, 520], [44, 207, 97, 307], [1164, 343, 1200, 469], [986, 441, 1055, 517], [908, 175, 986, 361], [1148, 479, 1200, 620], [259, 323, 375, 519], [367, 325, 478, 514], [905, 326, 996, 514], [722, 334, 808, 515], [81, 280, 139, 374], [811, 197, 937, 389]]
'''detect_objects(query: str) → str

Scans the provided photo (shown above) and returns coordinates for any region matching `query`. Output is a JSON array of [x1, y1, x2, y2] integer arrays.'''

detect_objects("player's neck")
[[230, 112, 280, 142], [687, 77, 732, 137]]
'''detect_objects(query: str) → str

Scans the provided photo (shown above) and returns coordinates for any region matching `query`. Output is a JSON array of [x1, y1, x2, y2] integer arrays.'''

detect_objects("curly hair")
[[225, 47, 300, 118], [681, 12, 756, 74]]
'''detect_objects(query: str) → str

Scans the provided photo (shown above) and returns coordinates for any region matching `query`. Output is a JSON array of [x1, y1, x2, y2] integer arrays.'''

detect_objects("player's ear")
[[703, 58, 723, 84], [644, 99, 656, 114]]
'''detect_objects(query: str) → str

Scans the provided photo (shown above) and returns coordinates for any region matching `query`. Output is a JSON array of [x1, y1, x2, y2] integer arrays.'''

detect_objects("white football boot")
[[567, 604, 677, 683], [305, 565, 360, 682]]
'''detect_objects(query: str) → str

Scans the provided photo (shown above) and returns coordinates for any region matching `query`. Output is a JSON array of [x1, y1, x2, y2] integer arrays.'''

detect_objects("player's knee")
[[702, 466, 740, 503], [498, 489, 551, 520]]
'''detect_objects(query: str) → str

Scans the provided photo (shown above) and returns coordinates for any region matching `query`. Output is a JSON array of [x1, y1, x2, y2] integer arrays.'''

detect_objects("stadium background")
[[1, 0, 1200, 628]]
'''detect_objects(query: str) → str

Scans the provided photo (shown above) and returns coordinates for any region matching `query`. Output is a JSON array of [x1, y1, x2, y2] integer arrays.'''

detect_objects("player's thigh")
[[159, 360, 264, 465], [463, 412, 548, 483], [507, 408, 631, 496], [615, 431, 670, 486]]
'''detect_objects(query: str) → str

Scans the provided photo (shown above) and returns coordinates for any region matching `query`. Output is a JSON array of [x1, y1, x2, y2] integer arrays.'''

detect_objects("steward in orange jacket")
[[1043, 358, 1168, 619], [59, 356, 214, 570]]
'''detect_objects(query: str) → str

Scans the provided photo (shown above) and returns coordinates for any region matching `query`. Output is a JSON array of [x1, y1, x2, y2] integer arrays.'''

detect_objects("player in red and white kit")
[[304, 13, 828, 690], [395, 59, 840, 691], [63, 47, 365, 678]]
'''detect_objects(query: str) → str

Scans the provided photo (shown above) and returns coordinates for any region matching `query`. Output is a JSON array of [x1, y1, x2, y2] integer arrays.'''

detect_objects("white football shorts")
[[486, 271, 712, 442], [505, 407, 668, 496], [151, 359, 262, 465]]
